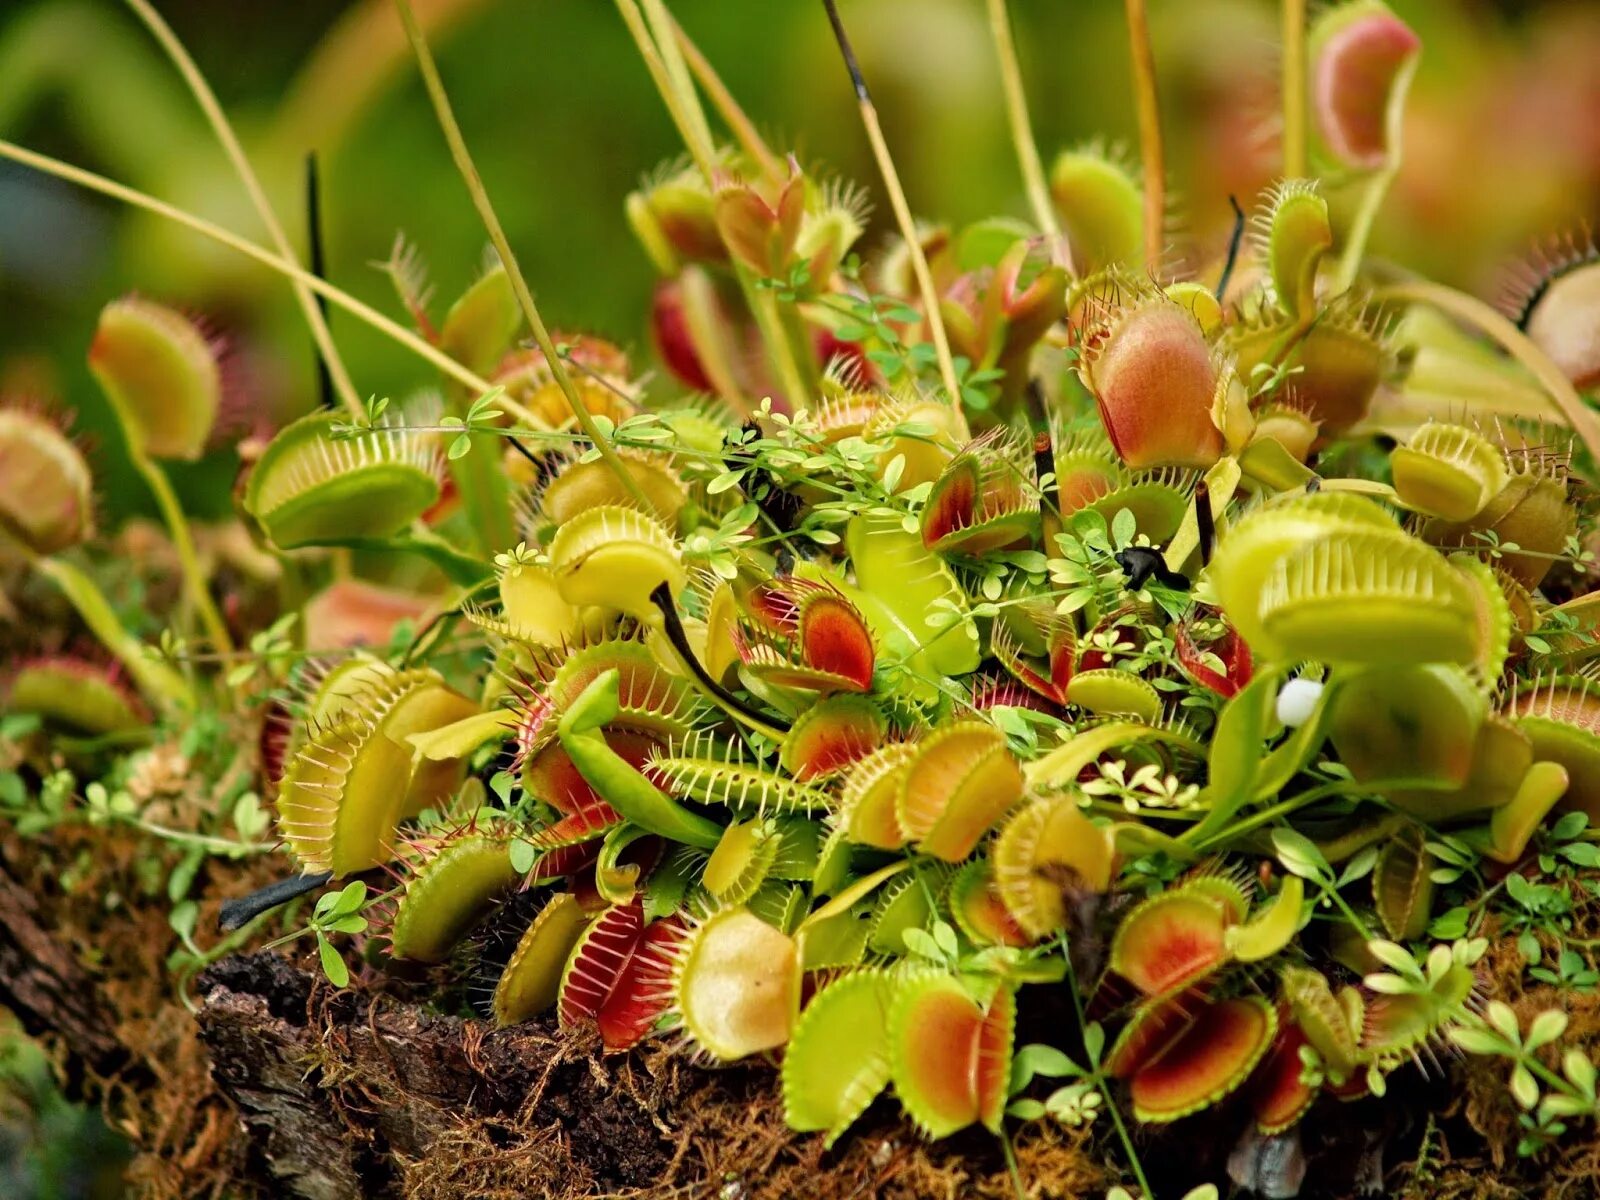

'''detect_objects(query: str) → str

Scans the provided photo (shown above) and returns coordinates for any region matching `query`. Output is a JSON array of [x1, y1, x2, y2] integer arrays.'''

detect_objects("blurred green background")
[[2, 0, 1598, 521]]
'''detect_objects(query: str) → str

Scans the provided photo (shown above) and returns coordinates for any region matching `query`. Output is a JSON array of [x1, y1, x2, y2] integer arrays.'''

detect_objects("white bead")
[[1275, 678, 1324, 728]]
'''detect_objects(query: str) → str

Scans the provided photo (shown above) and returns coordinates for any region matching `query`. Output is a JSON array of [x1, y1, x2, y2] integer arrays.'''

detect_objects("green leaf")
[[1563, 1048, 1597, 1097], [1366, 939, 1420, 977], [1083, 1021, 1105, 1066], [1486, 1001, 1522, 1044], [318, 936, 350, 988], [1111, 507, 1137, 548], [331, 880, 368, 918], [901, 927, 943, 961], [1273, 828, 1331, 881], [510, 838, 538, 875], [233, 792, 269, 840], [1185, 669, 1282, 844], [1450, 1026, 1508, 1056], [168, 899, 198, 942], [1511, 1065, 1540, 1110], [1551, 812, 1588, 840], [881, 454, 906, 494], [1527, 1010, 1570, 1051], [1338, 846, 1379, 886], [1010, 1043, 1077, 1094], [1428, 906, 1469, 940], [489, 770, 515, 807], [167, 846, 204, 903]]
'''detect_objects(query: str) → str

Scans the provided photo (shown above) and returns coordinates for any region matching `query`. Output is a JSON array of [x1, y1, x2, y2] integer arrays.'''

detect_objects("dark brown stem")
[[218, 870, 332, 932], [650, 583, 789, 736], [1195, 479, 1215, 567]]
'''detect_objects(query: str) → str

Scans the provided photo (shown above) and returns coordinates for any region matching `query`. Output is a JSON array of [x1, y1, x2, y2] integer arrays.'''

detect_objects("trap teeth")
[[0, 408, 93, 554], [88, 295, 221, 460], [243, 411, 441, 550], [546, 505, 686, 621], [1080, 300, 1223, 471]]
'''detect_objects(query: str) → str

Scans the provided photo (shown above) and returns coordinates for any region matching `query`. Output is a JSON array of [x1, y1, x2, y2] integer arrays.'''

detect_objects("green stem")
[[999, 1127, 1028, 1200], [124, 816, 271, 857], [613, 0, 717, 177], [1281, 0, 1308, 179], [391, 0, 650, 509], [1376, 280, 1600, 462], [1334, 54, 1418, 292], [821, 0, 963, 406], [640, 0, 717, 168], [985, 0, 1067, 268], [745, 270, 813, 410], [1326, 884, 1378, 942], [1123, 0, 1166, 274], [667, 10, 779, 180], [1192, 779, 1375, 850], [127, 445, 233, 654], [558, 670, 726, 850], [0, 138, 509, 400], [1058, 940, 1153, 1197], [29, 554, 194, 713], [123, 0, 362, 417], [617, 0, 811, 411]]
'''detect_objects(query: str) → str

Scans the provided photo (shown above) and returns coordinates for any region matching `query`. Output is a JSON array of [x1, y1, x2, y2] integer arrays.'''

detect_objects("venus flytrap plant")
[[88, 296, 234, 655], [20, 0, 1600, 1194]]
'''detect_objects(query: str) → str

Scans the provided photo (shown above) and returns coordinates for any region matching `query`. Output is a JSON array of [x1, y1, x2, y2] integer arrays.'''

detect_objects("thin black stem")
[[1025, 376, 1062, 504], [219, 870, 332, 931], [649, 583, 790, 735], [306, 154, 335, 411], [1216, 193, 1246, 304], [821, 0, 870, 102], [1195, 479, 1215, 567]]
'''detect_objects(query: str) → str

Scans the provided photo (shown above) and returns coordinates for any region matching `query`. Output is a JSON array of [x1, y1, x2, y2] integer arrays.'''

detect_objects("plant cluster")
[[7, 0, 1600, 1197]]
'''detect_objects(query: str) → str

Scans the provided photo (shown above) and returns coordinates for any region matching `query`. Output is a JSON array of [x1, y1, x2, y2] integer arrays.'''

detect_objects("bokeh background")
[[2, 0, 1599, 523]]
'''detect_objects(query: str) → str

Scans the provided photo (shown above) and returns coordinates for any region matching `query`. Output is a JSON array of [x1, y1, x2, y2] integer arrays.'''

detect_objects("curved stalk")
[[650, 583, 789, 741], [616, 0, 812, 409], [28, 554, 195, 713], [1281, 0, 1308, 178], [667, 10, 779, 180], [640, 0, 716, 171], [123, 0, 362, 417], [985, 0, 1069, 269], [392, 0, 649, 508], [0, 138, 504, 398], [1123, 0, 1166, 274], [1376, 280, 1600, 462], [1333, 52, 1418, 293], [127, 445, 233, 653], [613, 0, 716, 177], [821, 0, 963, 405]]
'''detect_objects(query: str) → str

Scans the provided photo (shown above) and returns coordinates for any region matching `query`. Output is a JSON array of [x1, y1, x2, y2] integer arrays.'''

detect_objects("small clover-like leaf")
[[1272, 828, 1330, 881], [318, 936, 350, 988], [1527, 1011, 1570, 1051], [1511, 1065, 1541, 1110], [1487, 1001, 1522, 1046]]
